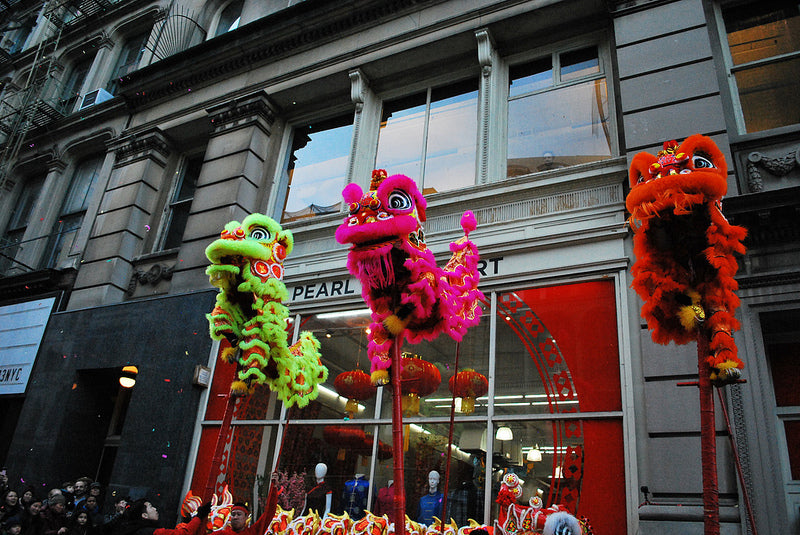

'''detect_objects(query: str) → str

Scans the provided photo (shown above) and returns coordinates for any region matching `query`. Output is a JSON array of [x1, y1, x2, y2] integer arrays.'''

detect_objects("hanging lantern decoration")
[[334, 369, 377, 419], [323, 425, 367, 461], [364, 433, 393, 460], [448, 369, 489, 415], [400, 353, 441, 416]]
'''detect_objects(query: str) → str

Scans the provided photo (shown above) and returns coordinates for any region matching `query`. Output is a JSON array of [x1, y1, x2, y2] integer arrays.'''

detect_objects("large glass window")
[[376, 80, 478, 194], [0, 176, 43, 274], [192, 279, 626, 533], [44, 155, 103, 268], [723, 0, 800, 133], [281, 116, 353, 223], [507, 46, 612, 178], [159, 152, 203, 251]]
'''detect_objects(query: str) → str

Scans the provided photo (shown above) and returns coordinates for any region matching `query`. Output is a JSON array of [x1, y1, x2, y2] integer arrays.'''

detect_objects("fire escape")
[[0, 0, 125, 194]]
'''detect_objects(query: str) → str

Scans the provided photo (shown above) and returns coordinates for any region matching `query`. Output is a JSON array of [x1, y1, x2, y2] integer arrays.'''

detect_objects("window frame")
[[504, 37, 616, 179], [106, 29, 151, 95], [716, 0, 800, 136], [156, 151, 204, 252]]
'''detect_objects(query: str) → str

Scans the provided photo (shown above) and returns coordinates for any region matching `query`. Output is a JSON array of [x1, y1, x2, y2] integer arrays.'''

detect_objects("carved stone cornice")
[[119, 0, 445, 108], [207, 94, 278, 135], [110, 128, 171, 167]]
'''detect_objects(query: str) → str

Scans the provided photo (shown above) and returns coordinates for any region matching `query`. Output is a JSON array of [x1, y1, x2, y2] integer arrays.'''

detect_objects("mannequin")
[[375, 480, 395, 525], [417, 470, 443, 525], [342, 473, 369, 520], [304, 463, 333, 517]]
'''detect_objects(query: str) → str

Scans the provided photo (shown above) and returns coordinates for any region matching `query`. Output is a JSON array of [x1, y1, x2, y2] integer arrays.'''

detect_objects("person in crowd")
[[118, 499, 209, 535], [1, 490, 23, 525], [59, 485, 73, 514], [68, 510, 96, 535], [42, 494, 68, 535], [100, 497, 127, 535], [20, 494, 44, 535], [77, 497, 101, 528], [70, 480, 91, 516], [87, 487, 102, 515], [20, 488, 37, 510], [2, 516, 22, 535], [211, 472, 281, 535]]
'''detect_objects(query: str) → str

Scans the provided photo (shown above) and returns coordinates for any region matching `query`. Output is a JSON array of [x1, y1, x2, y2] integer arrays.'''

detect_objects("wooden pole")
[[697, 331, 720, 535], [391, 338, 406, 535]]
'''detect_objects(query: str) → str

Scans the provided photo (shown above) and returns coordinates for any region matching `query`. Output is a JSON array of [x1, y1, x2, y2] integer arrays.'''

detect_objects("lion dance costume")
[[626, 135, 747, 384], [205, 213, 328, 406], [335, 170, 484, 385]]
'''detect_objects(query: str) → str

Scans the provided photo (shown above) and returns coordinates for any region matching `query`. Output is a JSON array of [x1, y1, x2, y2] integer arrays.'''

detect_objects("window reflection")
[[282, 116, 353, 223], [507, 48, 611, 178], [376, 80, 478, 194], [724, 0, 800, 132]]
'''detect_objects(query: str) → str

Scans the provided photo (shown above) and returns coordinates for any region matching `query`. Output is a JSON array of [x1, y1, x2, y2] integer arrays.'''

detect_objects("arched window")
[[213, 0, 243, 37]]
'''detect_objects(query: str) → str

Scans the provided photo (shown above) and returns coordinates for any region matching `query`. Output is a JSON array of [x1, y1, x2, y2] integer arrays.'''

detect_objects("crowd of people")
[[0, 470, 285, 535], [0, 473, 214, 535]]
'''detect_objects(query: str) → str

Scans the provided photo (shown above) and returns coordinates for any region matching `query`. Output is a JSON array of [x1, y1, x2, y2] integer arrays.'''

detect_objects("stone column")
[[347, 68, 381, 186], [68, 128, 172, 309], [475, 28, 506, 184], [169, 91, 280, 293]]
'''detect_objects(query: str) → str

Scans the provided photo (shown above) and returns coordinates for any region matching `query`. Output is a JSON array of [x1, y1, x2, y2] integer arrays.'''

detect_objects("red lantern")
[[363, 433, 393, 460], [334, 370, 377, 418], [448, 369, 488, 415], [323, 425, 367, 448], [400, 354, 441, 416]]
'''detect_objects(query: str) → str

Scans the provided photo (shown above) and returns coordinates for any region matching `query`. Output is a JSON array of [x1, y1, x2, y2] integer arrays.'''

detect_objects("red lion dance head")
[[626, 134, 747, 384]]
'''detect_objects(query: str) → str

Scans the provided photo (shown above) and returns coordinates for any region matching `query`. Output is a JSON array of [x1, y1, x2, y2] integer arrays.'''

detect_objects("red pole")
[[697, 330, 720, 535], [391, 338, 406, 535], [205, 389, 238, 501]]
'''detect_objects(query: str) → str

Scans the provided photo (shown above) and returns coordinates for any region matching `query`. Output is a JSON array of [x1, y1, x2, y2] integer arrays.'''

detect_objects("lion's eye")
[[387, 190, 412, 211], [250, 227, 271, 240], [692, 155, 714, 169]]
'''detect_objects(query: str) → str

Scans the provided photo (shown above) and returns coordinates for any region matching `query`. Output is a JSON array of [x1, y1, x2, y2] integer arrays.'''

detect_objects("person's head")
[[89, 483, 101, 498], [48, 489, 63, 500], [229, 504, 249, 531], [27, 499, 43, 516], [73, 478, 91, 497], [428, 470, 440, 491], [129, 499, 159, 523], [84, 496, 98, 510], [113, 496, 129, 514], [49, 494, 66, 514], [62, 483, 74, 494], [3, 490, 19, 507], [3, 518, 22, 535], [21, 488, 35, 505], [74, 511, 89, 526]]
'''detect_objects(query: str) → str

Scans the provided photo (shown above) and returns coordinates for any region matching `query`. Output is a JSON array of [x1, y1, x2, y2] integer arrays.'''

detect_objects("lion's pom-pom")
[[230, 380, 250, 396], [543, 511, 583, 535], [221, 345, 238, 364], [677, 290, 704, 331], [383, 314, 410, 337], [461, 211, 477, 236], [371, 369, 389, 386]]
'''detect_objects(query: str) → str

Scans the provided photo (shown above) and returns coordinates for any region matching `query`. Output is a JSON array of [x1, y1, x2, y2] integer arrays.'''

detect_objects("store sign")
[[0, 297, 55, 395], [288, 257, 505, 304]]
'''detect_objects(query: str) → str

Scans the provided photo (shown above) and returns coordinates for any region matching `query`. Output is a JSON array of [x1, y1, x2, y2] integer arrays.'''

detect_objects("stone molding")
[[110, 129, 171, 167], [207, 94, 277, 136], [126, 262, 175, 296], [746, 145, 800, 193]]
